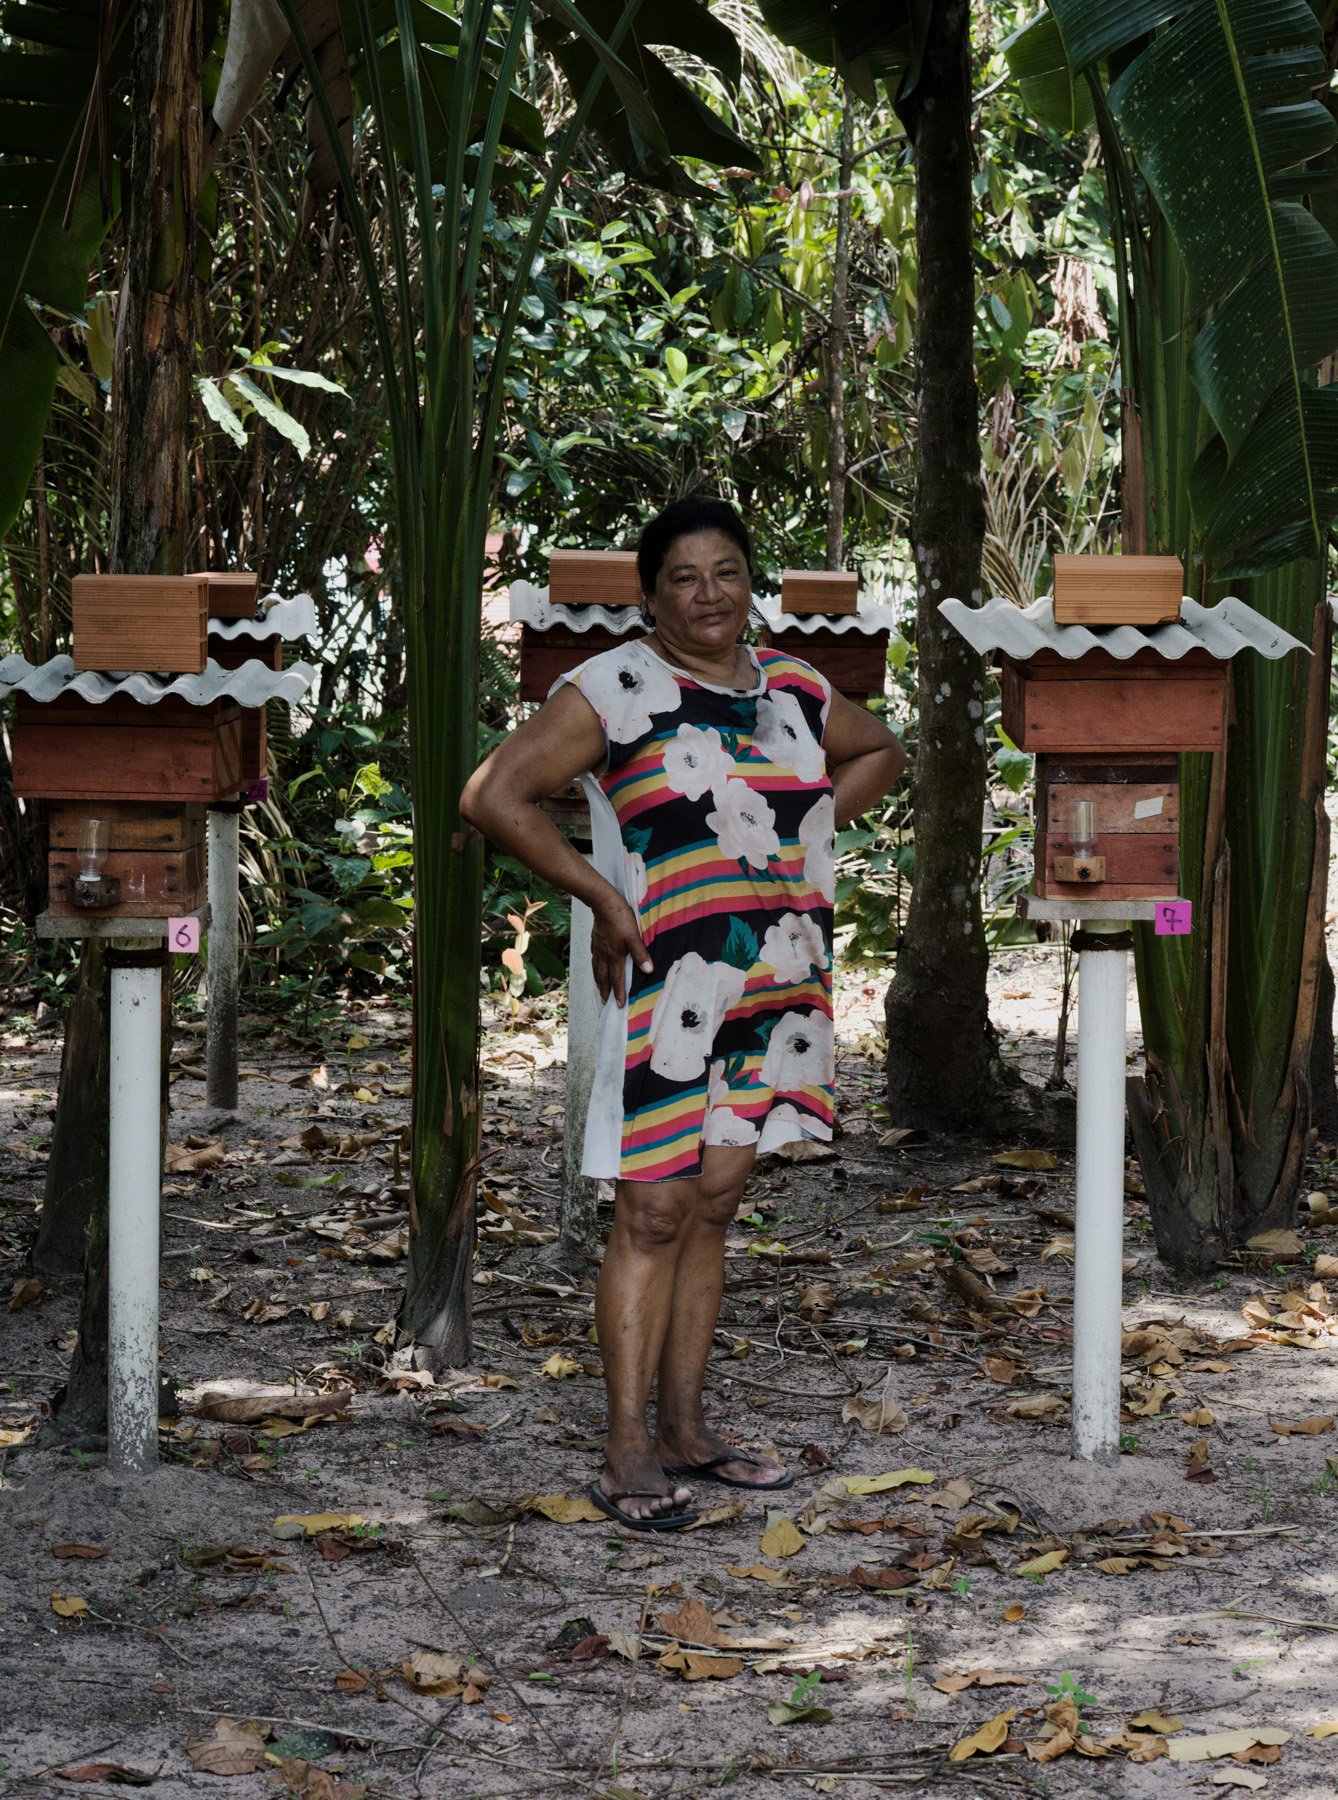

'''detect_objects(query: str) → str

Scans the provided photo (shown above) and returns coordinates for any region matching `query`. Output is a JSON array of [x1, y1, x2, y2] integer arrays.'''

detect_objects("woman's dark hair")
[[636, 497, 753, 598]]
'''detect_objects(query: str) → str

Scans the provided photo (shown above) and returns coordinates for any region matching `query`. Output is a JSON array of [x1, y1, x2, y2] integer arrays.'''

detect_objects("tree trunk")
[[53, 0, 202, 1430], [825, 89, 855, 569], [883, 0, 1032, 1133]]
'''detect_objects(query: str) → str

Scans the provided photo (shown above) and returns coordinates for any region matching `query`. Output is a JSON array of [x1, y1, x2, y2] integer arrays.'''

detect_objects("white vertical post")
[[1071, 921, 1129, 1462], [108, 955, 162, 1474], [206, 805, 239, 1111], [560, 893, 598, 1254]]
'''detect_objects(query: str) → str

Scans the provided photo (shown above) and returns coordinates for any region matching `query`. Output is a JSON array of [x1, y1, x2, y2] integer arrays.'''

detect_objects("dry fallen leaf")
[[1180, 1408, 1215, 1427], [681, 1497, 746, 1531], [194, 1386, 345, 1425], [51, 1544, 106, 1560], [51, 1594, 89, 1618], [1207, 1774, 1267, 1792], [841, 1366, 907, 1435], [1007, 1393, 1065, 1420], [186, 1717, 270, 1776], [760, 1512, 806, 1558], [993, 1149, 1058, 1170], [949, 1708, 1015, 1762], [272, 1512, 366, 1539], [1002, 1604, 1027, 1622], [1166, 1728, 1290, 1763], [657, 1648, 744, 1681], [57, 1763, 153, 1786], [654, 1597, 738, 1649], [1245, 1228, 1305, 1257], [1268, 1415, 1334, 1437], [165, 1139, 226, 1174], [539, 1352, 581, 1380], [521, 1493, 605, 1524], [1306, 1723, 1338, 1738], [1015, 1548, 1068, 1577], [9, 1275, 43, 1310], [844, 1468, 936, 1495], [1130, 1711, 1183, 1734], [1314, 1254, 1338, 1279], [726, 1563, 790, 1587], [934, 1669, 1031, 1693]]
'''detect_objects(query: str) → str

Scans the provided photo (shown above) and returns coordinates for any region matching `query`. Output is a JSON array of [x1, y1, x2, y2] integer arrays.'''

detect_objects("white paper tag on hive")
[[1133, 795, 1165, 819]]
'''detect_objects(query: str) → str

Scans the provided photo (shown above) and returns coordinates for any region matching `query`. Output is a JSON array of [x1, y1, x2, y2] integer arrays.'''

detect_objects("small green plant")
[[1044, 1671, 1096, 1716], [951, 1575, 973, 1597], [1119, 1431, 1140, 1453], [67, 1446, 91, 1472], [768, 1668, 833, 1726]]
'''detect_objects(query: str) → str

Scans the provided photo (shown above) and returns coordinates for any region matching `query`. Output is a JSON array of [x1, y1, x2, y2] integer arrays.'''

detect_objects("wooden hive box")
[[72, 573, 210, 674], [1033, 758, 1179, 902], [10, 693, 244, 803], [1052, 554, 1183, 627], [1001, 649, 1227, 754], [780, 569, 859, 616], [761, 622, 889, 703], [200, 571, 260, 620], [46, 802, 207, 917], [547, 549, 639, 609], [519, 622, 631, 702], [209, 632, 283, 782]]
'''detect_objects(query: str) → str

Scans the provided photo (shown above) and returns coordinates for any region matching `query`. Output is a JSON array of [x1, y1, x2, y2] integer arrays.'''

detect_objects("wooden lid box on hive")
[[0, 573, 317, 925], [938, 556, 1309, 907], [513, 553, 894, 707]]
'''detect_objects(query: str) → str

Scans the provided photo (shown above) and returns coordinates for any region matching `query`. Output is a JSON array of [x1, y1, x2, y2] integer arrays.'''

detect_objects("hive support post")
[[206, 802, 241, 1112], [107, 941, 165, 1474], [560, 890, 599, 1259], [1071, 919, 1130, 1462]]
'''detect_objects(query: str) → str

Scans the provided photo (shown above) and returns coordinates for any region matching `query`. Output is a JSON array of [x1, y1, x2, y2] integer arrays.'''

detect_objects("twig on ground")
[[1217, 1606, 1338, 1634]]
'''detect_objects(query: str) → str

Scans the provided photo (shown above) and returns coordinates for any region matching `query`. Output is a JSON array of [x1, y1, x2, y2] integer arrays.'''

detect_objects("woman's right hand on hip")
[[591, 894, 653, 1007]]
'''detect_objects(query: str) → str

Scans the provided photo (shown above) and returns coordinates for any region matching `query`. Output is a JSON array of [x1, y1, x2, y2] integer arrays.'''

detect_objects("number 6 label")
[[168, 916, 200, 954]]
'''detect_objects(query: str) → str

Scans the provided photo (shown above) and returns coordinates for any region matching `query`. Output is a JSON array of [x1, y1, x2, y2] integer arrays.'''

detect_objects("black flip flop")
[[587, 1481, 699, 1533], [661, 1452, 795, 1492]]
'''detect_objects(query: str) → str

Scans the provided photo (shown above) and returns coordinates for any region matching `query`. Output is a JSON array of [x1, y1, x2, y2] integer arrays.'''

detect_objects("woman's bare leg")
[[594, 1176, 696, 1519], [652, 1146, 788, 1485]]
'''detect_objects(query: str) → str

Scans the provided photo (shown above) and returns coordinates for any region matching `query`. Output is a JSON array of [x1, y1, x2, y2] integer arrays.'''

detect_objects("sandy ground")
[[2, 948, 1338, 1799]]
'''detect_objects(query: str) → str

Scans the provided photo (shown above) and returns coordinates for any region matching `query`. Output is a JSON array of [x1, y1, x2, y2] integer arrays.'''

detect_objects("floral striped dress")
[[555, 637, 835, 1184]]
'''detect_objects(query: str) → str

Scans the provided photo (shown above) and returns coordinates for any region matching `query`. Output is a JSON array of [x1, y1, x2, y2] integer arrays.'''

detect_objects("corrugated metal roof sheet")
[[509, 580, 642, 634], [510, 581, 901, 637], [753, 594, 900, 637], [208, 592, 318, 643], [0, 654, 318, 709], [938, 594, 1309, 661]]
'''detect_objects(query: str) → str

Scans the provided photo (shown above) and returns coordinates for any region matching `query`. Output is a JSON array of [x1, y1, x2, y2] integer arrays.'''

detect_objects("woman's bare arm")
[[460, 685, 653, 1005], [823, 690, 907, 827]]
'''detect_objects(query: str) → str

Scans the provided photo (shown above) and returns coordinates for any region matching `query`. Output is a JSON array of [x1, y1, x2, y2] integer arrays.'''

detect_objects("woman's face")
[[644, 528, 752, 656]]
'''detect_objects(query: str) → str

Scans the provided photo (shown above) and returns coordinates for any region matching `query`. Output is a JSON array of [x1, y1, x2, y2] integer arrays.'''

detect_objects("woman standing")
[[461, 498, 905, 1529]]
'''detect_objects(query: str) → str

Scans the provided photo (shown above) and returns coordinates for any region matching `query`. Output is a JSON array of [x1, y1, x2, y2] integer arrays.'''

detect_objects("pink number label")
[[245, 777, 269, 804], [1155, 901, 1192, 936], [168, 915, 200, 954]]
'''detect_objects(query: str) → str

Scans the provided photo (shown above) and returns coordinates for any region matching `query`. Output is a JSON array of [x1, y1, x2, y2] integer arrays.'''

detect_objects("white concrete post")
[[108, 955, 163, 1474], [1071, 920, 1129, 1462], [560, 892, 598, 1254], [206, 806, 240, 1111]]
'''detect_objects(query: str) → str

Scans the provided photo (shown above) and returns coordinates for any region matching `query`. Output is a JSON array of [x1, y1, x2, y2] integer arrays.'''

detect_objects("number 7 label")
[[1155, 901, 1192, 936]]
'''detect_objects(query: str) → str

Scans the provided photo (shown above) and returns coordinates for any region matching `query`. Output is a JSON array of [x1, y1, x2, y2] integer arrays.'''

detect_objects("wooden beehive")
[[1001, 649, 1227, 755], [780, 569, 859, 616], [761, 622, 889, 703], [1051, 554, 1183, 626], [1032, 759, 1179, 901], [519, 622, 629, 702], [200, 571, 261, 620], [547, 549, 640, 609], [45, 802, 207, 917], [71, 574, 210, 674], [11, 693, 244, 803], [209, 631, 282, 781]]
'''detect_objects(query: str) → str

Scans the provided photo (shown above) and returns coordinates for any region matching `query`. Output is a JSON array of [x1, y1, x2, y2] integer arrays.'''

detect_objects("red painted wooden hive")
[[938, 565, 1309, 907]]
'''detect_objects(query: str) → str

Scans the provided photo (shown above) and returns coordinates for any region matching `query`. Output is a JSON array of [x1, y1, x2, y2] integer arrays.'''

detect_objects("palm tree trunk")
[[883, 0, 1031, 1131]]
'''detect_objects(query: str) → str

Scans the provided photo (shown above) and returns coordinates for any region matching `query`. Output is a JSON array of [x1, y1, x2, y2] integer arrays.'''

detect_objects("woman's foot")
[[598, 1443, 693, 1521], [655, 1426, 789, 1488]]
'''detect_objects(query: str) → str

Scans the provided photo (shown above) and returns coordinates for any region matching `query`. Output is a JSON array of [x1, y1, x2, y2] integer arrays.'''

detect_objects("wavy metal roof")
[[510, 580, 900, 637], [938, 595, 1309, 662], [0, 653, 318, 709], [753, 594, 900, 637], [208, 592, 318, 643]]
